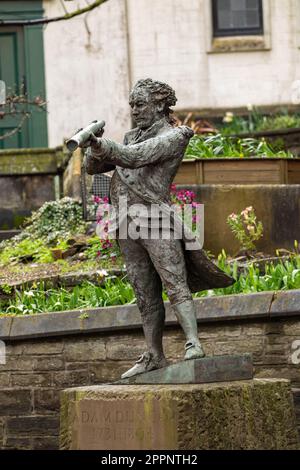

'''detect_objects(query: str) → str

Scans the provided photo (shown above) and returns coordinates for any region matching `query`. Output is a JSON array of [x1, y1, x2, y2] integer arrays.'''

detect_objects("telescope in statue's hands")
[[66, 120, 105, 152]]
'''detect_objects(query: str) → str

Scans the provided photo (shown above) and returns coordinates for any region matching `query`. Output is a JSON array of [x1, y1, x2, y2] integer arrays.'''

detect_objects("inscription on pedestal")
[[72, 398, 178, 450]]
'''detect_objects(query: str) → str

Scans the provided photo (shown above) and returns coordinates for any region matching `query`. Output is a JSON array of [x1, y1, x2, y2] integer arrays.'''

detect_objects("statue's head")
[[129, 78, 177, 130]]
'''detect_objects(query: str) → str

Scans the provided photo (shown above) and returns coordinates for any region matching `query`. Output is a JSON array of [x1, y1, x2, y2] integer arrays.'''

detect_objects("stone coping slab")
[[0, 289, 299, 341]]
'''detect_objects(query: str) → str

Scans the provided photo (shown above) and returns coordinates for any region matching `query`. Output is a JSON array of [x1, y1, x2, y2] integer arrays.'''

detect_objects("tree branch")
[[0, 0, 109, 26], [0, 114, 29, 141]]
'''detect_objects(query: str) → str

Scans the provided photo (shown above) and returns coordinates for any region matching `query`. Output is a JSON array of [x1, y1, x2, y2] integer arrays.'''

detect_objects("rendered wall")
[[43, 0, 300, 146]]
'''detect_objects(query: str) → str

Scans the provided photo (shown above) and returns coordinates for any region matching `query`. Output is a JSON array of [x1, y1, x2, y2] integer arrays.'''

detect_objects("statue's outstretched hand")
[[89, 132, 102, 151]]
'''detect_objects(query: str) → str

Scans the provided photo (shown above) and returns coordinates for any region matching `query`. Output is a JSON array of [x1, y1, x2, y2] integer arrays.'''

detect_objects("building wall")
[[43, 0, 300, 146], [127, 0, 300, 109], [43, 0, 131, 146]]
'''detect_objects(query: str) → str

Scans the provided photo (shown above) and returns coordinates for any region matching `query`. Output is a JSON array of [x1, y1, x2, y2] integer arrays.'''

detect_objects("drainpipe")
[[124, 0, 134, 128]]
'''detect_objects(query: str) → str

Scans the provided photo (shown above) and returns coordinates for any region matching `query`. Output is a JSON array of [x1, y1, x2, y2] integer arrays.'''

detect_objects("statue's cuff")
[[92, 138, 115, 161]]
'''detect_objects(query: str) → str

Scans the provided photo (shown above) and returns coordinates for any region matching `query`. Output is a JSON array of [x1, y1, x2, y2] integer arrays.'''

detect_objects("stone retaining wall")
[[183, 184, 300, 255], [0, 290, 300, 450], [0, 147, 68, 229]]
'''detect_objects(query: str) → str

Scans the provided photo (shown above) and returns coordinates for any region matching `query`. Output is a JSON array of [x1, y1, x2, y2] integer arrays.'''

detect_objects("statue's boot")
[[121, 302, 168, 379], [121, 351, 167, 379], [173, 300, 205, 360]]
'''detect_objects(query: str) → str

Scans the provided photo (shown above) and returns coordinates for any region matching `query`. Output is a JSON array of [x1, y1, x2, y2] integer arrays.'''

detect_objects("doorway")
[[0, 1, 48, 149]]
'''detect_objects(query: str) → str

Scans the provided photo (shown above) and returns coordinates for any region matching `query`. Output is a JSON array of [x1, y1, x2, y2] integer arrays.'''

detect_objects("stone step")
[[0, 230, 21, 241]]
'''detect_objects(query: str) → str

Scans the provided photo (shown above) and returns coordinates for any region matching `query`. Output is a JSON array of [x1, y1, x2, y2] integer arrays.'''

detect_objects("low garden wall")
[[0, 289, 299, 450], [0, 147, 69, 230]]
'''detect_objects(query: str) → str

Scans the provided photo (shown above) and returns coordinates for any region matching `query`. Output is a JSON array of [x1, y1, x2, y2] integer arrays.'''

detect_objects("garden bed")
[[174, 157, 300, 185], [1, 254, 299, 315], [233, 127, 300, 154]]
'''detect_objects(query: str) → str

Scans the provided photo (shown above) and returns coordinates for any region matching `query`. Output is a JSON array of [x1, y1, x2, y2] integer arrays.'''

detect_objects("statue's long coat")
[[86, 119, 235, 292]]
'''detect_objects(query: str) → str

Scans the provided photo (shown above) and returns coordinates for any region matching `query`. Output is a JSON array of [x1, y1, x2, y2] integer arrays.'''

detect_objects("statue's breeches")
[[118, 237, 193, 309]]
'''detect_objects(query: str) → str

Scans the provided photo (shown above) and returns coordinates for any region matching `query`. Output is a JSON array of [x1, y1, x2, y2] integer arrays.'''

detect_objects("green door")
[[0, 27, 28, 148], [0, 1, 48, 149]]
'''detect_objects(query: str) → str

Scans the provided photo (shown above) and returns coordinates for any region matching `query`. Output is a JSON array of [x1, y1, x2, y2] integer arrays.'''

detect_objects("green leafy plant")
[[227, 207, 264, 252], [194, 252, 300, 297], [0, 278, 136, 315], [0, 284, 13, 294], [258, 113, 300, 131], [185, 134, 292, 160], [85, 235, 120, 261], [52, 239, 70, 251], [0, 238, 53, 266], [23, 197, 86, 243], [0, 198, 88, 267], [220, 107, 300, 135]]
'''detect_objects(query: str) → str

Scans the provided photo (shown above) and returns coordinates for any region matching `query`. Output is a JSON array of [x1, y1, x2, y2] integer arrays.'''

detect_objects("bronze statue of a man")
[[85, 78, 234, 379]]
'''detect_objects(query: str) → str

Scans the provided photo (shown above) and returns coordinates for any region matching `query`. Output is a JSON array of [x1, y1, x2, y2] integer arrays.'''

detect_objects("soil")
[[0, 258, 124, 287]]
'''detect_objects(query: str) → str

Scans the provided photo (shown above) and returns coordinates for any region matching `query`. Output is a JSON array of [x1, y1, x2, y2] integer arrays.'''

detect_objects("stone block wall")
[[0, 291, 300, 449], [0, 147, 67, 229]]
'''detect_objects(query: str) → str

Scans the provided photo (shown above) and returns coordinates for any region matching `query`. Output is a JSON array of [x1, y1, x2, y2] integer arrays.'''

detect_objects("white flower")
[[24, 291, 35, 297], [223, 112, 234, 123], [97, 269, 108, 277], [247, 104, 254, 111]]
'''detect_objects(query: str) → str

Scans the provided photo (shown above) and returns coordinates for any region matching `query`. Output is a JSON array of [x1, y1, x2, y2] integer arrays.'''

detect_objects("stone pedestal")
[[60, 378, 299, 450]]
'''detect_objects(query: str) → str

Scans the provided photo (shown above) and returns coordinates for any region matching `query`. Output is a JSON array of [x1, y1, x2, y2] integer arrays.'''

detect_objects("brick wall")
[[1, 315, 300, 450]]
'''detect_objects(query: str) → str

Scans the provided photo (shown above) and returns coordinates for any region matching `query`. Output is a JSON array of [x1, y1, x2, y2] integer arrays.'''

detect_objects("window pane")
[[246, 10, 260, 27], [213, 0, 263, 36], [232, 10, 247, 28], [246, 0, 259, 9], [218, 0, 231, 11], [231, 0, 246, 12], [218, 10, 232, 28]]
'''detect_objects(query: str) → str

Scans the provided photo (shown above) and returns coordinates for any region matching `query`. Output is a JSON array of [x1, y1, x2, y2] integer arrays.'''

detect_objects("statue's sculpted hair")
[[132, 78, 177, 120]]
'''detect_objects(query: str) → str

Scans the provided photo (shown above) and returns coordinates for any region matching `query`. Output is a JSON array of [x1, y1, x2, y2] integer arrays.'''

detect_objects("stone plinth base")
[[116, 354, 253, 384], [60, 379, 299, 450]]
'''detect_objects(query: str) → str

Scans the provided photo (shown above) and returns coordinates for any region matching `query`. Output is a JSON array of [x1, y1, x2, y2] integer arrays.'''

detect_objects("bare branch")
[[0, 114, 30, 141], [0, 93, 47, 141], [0, 0, 109, 26]]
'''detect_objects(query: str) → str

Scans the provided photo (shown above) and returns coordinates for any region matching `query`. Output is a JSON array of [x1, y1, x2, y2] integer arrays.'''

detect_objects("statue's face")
[[129, 89, 163, 130]]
